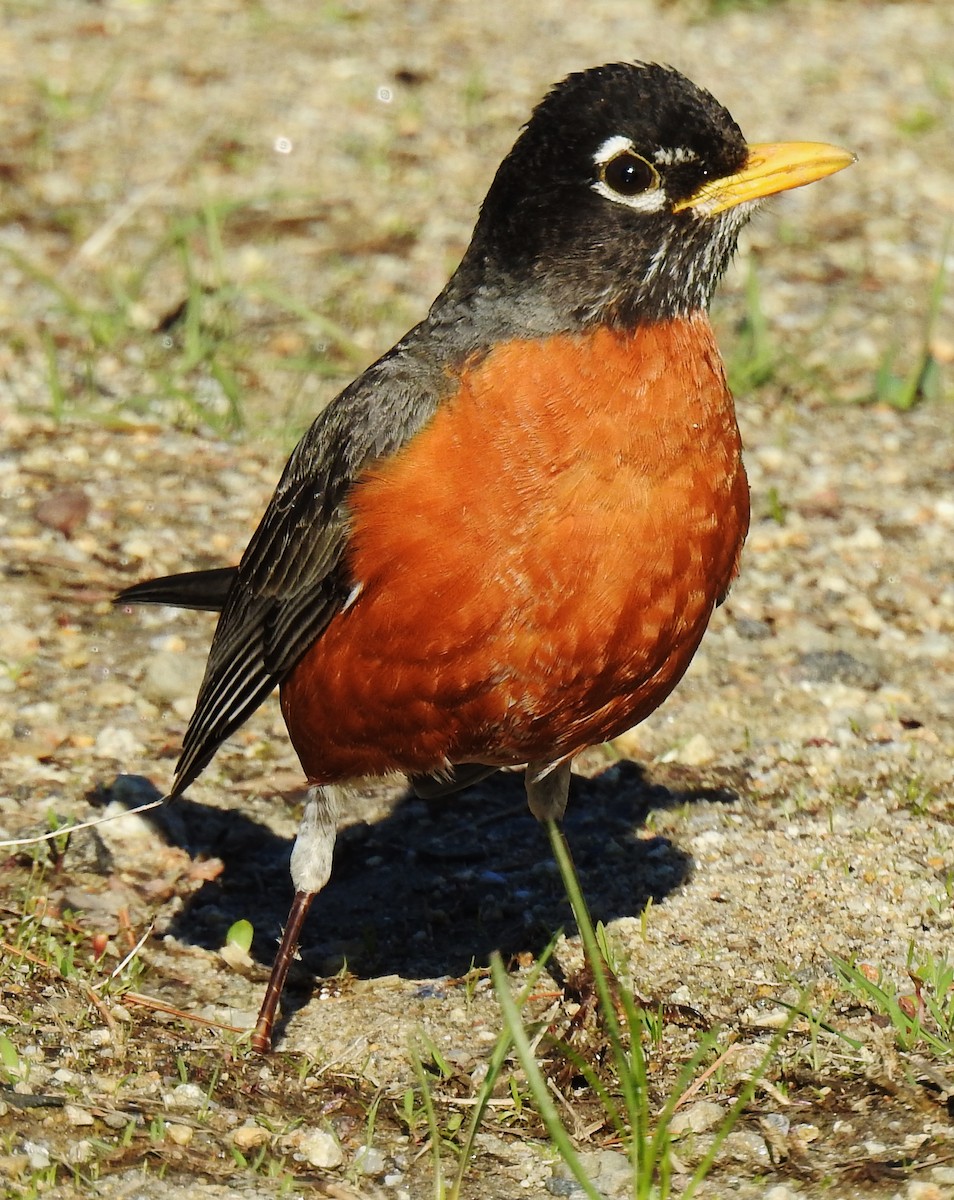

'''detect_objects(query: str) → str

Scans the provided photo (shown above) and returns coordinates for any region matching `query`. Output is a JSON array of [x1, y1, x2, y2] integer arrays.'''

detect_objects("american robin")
[[116, 62, 853, 1052]]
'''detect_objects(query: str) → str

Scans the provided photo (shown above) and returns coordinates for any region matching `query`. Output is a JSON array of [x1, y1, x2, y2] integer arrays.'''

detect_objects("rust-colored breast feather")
[[280, 314, 750, 783]]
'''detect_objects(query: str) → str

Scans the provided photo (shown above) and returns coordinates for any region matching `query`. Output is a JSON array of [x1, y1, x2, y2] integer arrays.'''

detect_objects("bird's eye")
[[600, 151, 659, 196]]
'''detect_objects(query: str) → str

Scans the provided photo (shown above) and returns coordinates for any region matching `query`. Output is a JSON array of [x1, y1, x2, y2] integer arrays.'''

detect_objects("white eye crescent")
[[592, 135, 666, 213]]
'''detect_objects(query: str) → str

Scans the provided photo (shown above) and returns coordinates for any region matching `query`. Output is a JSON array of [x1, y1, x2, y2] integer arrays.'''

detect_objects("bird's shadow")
[[97, 763, 734, 1035], [106, 761, 733, 975]]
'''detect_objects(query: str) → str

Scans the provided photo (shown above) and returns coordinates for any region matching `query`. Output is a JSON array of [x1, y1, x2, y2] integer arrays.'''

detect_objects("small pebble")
[[22, 1141, 51, 1171], [35, 487, 91, 536], [670, 1100, 725, 1136], [166, 1124, 194, 1147], [102, 1110, 133, 1130], [141, 650, 206, 704], [220, 941, 256, 971], [2, 623, 39, 660], [579, 1148, 632, 1195], [719, 1129, 770, 1165], [67, 1139, 95, 1165], [232, 1124, 269, 1151], [546, 1181, 587, 1197], [63, 1104, 96, 1127], [906, 1184, 945, 1200], [353, 1144, 387, 1176], [90, 679, 138, 708], [165, 1083, 208, 1112], [735, 616, 773, 640], [662, 732, 716, 766], [795, 648, 880, 689], [295, 1128, 343, 1169], [93, 726, 143, 760]]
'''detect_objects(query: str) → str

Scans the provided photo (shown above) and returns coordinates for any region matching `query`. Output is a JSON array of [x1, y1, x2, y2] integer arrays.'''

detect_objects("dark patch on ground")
[[111, 761, 720, 989]]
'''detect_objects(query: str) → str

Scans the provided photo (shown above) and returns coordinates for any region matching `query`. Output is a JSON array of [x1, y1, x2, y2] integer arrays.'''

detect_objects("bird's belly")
[[281, 317, 750, 782]]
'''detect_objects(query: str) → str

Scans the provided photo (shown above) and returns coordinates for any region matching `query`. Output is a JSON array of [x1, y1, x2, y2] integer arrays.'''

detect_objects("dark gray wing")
[[170, 335, 455, 797]]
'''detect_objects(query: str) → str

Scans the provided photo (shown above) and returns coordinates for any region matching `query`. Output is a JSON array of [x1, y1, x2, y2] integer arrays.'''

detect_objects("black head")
[[427, 63, 853, 344], [459, 62, 750, 328]]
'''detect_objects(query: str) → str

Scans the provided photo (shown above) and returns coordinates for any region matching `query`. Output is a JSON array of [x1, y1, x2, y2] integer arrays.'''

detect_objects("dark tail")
[[114, 566, 238, 613], [409, 764, 499, 798]]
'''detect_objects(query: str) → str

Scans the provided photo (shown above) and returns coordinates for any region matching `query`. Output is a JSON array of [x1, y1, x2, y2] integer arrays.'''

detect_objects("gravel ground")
[[1, 2, 953, 1198]]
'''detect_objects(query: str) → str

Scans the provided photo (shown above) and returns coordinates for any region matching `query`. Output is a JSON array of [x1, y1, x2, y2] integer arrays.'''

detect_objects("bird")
[[114, 61, 854, 1053]]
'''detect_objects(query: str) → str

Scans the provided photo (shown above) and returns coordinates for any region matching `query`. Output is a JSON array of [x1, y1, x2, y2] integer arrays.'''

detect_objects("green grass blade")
[[449, 937, 559, 1200], [491, 952, 603, 1200], [409, 1042, 446, 1200], [546, 822, 646, 1172]]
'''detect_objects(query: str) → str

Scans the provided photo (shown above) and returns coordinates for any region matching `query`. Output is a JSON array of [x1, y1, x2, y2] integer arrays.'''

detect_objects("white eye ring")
[[593, 134, 637, 167], [591, 135, 666, 213]]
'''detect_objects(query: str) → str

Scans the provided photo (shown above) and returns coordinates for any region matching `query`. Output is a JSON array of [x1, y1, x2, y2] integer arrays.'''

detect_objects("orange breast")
[[280, 314, 750, 783]]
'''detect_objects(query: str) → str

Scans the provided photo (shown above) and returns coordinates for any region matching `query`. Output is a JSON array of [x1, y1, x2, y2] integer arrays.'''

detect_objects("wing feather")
[[168, 334, 455, 797]]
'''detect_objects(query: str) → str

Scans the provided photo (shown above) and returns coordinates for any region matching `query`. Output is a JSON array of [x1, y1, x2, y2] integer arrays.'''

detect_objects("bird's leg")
[[526, 761, 597, 1001], [524, 758, 572, 822], [525, 758, 577, 937], [251, 784, 341, 1054]]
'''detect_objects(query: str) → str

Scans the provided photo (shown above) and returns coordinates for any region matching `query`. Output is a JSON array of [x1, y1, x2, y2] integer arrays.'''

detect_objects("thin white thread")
[[0, 796, 166, 849]]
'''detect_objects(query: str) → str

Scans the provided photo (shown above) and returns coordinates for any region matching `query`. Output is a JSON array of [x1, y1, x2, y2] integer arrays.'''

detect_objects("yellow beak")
[[673, 141, 856, 215]]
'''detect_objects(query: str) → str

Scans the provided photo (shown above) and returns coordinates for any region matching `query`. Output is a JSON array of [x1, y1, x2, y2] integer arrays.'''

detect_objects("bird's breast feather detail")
[[281, 313, 750, 779]]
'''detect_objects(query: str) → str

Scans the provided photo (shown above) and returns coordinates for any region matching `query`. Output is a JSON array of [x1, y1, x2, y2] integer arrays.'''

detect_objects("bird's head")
[[457, 62, 853, 329]]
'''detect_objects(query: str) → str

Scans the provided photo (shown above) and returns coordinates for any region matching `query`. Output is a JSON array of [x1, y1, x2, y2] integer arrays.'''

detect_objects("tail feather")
[[114, 566, 237, 613], [410, 764, 499, 798]]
